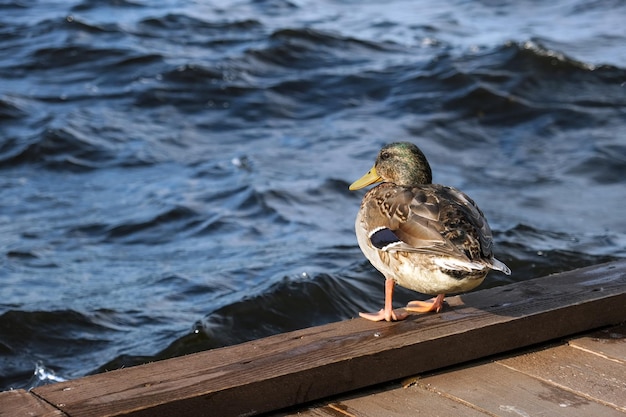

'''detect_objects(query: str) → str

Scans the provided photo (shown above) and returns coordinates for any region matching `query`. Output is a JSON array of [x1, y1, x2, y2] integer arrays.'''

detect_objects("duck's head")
[[349, 142, 432, 190]]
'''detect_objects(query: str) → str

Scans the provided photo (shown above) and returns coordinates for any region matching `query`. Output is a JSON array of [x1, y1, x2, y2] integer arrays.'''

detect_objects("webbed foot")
[[359, 307, 409, 322], [406, 294, 446, 313]]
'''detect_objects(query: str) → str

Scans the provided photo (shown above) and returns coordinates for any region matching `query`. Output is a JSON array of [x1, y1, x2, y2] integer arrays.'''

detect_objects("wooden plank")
[[568, 323, 626, 362], [25, 260, 626, 417], [416, 361, 625, 417], [283, 383, 493, 417], [335, 385, 491, 417], [278, 408, 334, 417], [280, 408, 335, 417], [0, 389, 67, 417], [499, 344, 626, 411]]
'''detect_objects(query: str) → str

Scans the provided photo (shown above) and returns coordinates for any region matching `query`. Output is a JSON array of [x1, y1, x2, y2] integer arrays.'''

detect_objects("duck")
[[349, 142, 511, 321]]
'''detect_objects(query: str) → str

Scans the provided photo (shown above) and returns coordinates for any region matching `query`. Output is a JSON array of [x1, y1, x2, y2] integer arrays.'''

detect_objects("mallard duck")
[[349, 142, 511, 321]]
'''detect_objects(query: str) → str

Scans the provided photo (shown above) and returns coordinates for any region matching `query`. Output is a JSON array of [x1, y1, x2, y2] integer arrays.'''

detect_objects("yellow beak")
[[349, 166, 382, 190]]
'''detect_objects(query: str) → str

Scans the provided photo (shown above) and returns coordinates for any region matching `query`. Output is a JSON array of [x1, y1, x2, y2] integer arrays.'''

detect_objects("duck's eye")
[[380, 151, 390, 160]]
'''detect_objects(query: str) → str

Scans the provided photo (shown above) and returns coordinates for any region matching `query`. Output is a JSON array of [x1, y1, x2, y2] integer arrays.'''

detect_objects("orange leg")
[[359, 278, 409, 322], [406, 293, 446, 313]]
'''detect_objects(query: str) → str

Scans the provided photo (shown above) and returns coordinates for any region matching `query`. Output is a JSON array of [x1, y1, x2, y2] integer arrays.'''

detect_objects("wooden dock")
[[1, 260, 625, 417], [278, 323, 626, 417]]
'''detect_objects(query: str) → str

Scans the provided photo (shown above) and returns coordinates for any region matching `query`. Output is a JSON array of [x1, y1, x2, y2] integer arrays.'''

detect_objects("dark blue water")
[[1, 0, 625, 391]]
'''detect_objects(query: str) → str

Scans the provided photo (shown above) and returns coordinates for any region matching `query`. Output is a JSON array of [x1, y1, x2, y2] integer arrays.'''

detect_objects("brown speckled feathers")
[[359, 182, 496, 269]]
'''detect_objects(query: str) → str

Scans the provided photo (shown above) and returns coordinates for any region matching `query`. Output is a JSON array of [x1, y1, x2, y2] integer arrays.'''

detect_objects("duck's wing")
[[361, 183, 508, 273]]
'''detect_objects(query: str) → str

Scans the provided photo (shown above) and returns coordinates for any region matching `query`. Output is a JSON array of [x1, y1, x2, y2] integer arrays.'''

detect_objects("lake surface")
[[1, 0, 625, 390]]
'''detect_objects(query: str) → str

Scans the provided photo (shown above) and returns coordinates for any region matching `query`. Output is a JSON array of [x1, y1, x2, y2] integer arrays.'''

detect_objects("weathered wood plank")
[[568, 323, 626, 362], [285, 383, 493, 417], [27, 260, 626, 417], [0, 389, 67, 417], [416, 361, 625, 417], [281, 408, 335, 417], [337, 385, 491, 417], [499, 344, 626, 411]]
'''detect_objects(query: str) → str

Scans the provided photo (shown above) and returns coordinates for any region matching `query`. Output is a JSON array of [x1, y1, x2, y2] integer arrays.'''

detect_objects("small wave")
[[71, 0, 145, 12], [134, 13, 263, 51], [496, 40, 624, 85], [25, 44, 130, 73], [0, 115, 164, 170], [0, 309, 115, 389], [2, 126, 117, 171], [6, 250, 39, 260], [105, 205, 202, 243], [497, 224, 619, 279], [247, 27, 395, 70], [119, 271, 373, 362], [64, 15, 122, 34], [0, 97, 27, 120], [270, 27, 393, 52], [520, 39, 598, 71], [27, 361, 67, 390], [138, 13, 261, 32], [0, 309, 113, 343], [566, 143, 626, 184], [5, 249, 59, 269], [160, 63, 224, 83]]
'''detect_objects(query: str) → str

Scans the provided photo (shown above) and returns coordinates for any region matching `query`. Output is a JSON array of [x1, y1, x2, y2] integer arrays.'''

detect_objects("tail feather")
[[490, 257, 511, 275]]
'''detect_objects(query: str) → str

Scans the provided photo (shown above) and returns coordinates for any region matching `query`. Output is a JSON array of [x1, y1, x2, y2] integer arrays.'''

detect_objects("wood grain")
[[328, 384, 492, 417], [13, 259, 626, 417], [499, 344, 626, 411], [417, 360, 625, 417], [568, 322, 626, 362], [0, 389, 67, 417]]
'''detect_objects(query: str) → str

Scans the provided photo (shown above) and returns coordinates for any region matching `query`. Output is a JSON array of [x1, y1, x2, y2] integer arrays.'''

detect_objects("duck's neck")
[[395, 161, 432, 186]]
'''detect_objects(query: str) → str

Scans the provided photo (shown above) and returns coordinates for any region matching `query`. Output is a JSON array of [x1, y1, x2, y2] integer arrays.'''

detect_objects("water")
[[1, 0, 625, 391]]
